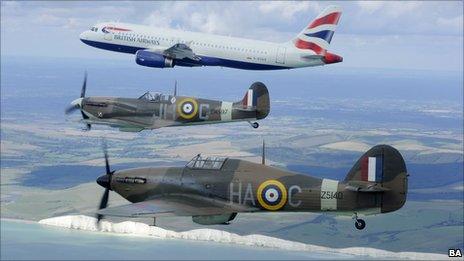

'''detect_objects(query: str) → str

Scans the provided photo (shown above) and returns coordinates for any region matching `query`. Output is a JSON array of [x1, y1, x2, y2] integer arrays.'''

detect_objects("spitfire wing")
[[162, 43, 200, 61], [97, 194, 257, 217], [113, 116, 153, 127]]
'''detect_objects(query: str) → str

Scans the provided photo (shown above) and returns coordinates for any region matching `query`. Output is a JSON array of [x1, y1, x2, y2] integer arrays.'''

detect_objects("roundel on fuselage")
[[177, 98, 198, 120], [257, 180, 287, 211]]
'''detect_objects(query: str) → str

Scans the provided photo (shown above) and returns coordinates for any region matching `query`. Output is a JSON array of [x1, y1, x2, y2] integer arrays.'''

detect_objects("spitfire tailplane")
[[344, 145, 408, 213], [235, 82, 270, 120]]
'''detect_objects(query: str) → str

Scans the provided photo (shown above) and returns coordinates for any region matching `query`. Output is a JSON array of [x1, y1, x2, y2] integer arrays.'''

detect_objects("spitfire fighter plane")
[[95, 143, 408, 230], [65, 75, 269, 132]]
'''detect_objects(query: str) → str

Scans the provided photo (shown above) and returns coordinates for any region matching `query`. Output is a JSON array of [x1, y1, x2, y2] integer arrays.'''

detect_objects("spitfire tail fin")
[[239, 82, 270, 120], [344, 145, 408, 213]]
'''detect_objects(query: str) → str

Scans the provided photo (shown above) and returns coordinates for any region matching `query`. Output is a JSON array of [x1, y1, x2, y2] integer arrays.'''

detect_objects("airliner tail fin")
[[292, 5, 342, 61]]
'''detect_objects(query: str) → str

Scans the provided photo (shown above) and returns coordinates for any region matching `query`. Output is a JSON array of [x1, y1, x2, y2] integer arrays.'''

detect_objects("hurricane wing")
[[97, 194, 257, 217]]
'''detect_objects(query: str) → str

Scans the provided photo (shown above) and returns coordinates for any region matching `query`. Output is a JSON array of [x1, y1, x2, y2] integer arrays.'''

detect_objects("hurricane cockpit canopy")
[[186, 154, 227, 170], [138, 92, 172, 102]]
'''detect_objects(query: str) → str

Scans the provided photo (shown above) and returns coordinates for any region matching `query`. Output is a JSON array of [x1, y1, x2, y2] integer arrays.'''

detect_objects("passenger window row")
[[115, 32, 268, 54]]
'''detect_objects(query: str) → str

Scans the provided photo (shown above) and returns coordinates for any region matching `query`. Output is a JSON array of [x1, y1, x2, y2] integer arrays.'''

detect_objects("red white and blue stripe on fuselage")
[[80, 39, 289, 70], [102, 26, 132, 34]]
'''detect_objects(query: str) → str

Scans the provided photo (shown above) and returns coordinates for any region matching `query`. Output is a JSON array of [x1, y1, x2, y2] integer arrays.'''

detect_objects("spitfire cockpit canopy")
[[138, 92, 172, 102], [186, 154, 227, 170]]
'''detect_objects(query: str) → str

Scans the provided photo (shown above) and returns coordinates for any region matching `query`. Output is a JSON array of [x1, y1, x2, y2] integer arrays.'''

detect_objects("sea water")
[[1, 219, 354, 260]]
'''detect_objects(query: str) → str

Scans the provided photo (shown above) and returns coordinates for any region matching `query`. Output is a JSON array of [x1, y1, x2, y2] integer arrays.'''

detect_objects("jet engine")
[[192, 213, 237, 225], [135, 50, 174, 68]]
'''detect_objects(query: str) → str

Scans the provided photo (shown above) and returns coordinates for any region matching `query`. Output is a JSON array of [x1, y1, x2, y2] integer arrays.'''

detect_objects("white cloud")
[[357, 1, 384, 14], [332, 33, 463, 71], [194, 12, 224, 34], [140, 1, 323, 41], [351, 1, 462, 36], [63, 18, 80, 29], [36, 13, 62, 26], [145, 10, 173, 28], [382, 2, 422, 18], [437, 15, 464, 31], [258, 1, 320, 20], [357, 1, 422, 17], [2, 2, 137, 32]]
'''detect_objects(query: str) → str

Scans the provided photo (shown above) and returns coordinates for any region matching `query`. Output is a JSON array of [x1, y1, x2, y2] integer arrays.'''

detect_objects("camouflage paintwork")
[[97, 145, 408, 223], [76, 82, 269, 131]]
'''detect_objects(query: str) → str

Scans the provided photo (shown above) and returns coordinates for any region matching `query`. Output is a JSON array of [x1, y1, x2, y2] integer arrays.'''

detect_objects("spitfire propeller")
[[65, 72, 91, 130], [96, 140, 114, 224]]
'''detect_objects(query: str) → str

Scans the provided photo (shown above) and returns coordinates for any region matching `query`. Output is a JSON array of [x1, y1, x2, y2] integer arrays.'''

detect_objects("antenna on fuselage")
[[262, 140, 265, 165], [173, 80, 177, 96]]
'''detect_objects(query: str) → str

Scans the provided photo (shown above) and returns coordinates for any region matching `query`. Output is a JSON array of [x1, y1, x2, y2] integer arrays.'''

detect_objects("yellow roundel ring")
[[177, 98, 198, 120], [257, 179, 287, 211]]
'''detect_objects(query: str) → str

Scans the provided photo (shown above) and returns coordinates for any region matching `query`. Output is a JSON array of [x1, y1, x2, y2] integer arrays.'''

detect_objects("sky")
[[1, 1, 463, 71]]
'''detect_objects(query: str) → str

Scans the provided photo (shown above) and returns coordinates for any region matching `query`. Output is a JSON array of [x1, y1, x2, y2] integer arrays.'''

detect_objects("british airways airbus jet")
[[80, 5, 343, 70]]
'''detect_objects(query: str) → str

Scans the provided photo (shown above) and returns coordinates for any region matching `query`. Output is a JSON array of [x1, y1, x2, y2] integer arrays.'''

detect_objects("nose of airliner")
[[79, 31, 90, 42]]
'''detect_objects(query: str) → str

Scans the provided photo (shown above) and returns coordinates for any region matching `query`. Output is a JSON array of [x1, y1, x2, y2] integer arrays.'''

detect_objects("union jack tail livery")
[[293, 5, 343, 64]]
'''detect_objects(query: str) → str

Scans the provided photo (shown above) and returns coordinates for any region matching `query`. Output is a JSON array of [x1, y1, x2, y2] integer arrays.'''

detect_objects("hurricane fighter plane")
[[95, 143, 408, 230], [65, 74, 269, 132]]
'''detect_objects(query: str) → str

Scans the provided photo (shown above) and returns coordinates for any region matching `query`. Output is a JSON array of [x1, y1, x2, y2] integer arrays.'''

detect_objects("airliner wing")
[[97, 194, 257, 217], [162, 43, 200, 61]]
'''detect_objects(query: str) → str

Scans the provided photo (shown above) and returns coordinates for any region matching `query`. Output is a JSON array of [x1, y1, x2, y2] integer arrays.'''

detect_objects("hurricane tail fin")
[[344, 145, 408, 213]]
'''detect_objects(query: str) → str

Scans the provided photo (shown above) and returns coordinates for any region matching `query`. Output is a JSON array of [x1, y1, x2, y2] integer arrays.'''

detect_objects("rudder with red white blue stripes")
[[343, 145, 408, 213], [234, 82, 269, 120], [360, 156, 384, 182]]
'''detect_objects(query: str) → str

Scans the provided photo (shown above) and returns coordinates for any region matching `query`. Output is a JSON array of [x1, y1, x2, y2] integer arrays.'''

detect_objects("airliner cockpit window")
[[138, 92, 161, 101], [186, 154, 227, 170]]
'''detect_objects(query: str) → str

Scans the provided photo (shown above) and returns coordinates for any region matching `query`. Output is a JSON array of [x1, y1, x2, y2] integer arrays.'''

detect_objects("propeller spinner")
[[96, 140, 114, 224]]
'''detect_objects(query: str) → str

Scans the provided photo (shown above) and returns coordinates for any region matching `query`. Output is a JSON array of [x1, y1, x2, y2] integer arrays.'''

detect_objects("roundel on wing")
[[177, 98, 198, 119], [257, 180, 287, 211]]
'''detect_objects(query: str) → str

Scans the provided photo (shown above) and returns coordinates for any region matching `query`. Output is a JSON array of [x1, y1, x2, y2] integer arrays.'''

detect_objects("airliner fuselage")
[[79, 6, 343, 70]]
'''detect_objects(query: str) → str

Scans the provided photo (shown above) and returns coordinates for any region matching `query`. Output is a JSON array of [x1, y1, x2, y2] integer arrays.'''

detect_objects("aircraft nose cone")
[[71, 98, 83, 107], [96, 174, 110, 189], [79, 31, 90, 42]]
